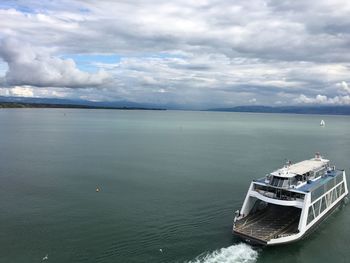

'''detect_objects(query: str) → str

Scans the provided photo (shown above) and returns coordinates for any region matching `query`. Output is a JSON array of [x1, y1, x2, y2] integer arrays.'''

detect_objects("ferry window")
[[336, 183, 345, 196], [315, 168, 326, 178], [254, 184, 276, 195], [340, 183, 345, 195], [307, 206, 314, 224], [335, 185, 340, 197], [270, 178, 275, 186], [320, 197, 327, 212], [271, 176, 289, 188], [278, 179, 284, 187], [336, 185, 341, 197], [311, 186, 324, 202], [324, 178, 336, 192], [255, 184, 265, 191], [336, 174, 343, 184], [313, 200, 321, 217], [331, 189, 337, 203], [271, 177, 280, 187], [295, 193, 302, 199], [290, 177, 298, 185]]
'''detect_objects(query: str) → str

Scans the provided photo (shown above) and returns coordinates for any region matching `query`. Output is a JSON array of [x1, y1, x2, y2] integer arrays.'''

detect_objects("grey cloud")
[[0, 38, 111, 88], [2, 0, 350, 106], [2, 0, 350, 63]]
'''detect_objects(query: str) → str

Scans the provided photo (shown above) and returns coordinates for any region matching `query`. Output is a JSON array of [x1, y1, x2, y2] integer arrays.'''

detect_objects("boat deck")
[[233, 204, 301, 244], [255, 169, 343, 194], [297, 169, 343, 192]]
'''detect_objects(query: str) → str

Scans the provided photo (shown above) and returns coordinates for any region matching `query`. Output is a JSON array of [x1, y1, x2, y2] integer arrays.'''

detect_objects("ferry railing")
[[255, 189, 303, 202]]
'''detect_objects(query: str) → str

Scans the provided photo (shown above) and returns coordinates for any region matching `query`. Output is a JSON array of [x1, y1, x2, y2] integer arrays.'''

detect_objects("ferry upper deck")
[[251, 155, 343, 197], [254, 168, 344, 195]]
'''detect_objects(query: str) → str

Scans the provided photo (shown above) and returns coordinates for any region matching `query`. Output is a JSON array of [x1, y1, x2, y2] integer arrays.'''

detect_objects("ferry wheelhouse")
[[232, 153, 348, 245]]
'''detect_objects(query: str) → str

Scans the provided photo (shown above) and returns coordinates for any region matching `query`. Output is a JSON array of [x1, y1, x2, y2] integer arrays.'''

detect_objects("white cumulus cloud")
[[294, 94, 350, 105], [0, 38, 111, 88], [336, 81, 350, 94]]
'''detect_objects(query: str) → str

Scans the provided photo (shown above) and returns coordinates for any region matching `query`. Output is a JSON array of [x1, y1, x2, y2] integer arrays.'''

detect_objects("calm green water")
[[0, 109, 349, 263]]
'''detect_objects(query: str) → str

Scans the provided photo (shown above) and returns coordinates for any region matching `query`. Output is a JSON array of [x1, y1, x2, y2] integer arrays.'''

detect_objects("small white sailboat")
[[320, 120, 325, 126]]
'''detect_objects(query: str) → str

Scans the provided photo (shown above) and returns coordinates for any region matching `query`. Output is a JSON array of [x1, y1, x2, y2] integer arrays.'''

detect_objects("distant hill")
[[2, 96, 350, 115], [0, 96, 165, 110], [207, 105, 350, 115]]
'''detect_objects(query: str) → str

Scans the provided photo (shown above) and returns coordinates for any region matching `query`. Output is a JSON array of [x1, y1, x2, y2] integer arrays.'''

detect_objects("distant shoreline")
[[206, 105, 350, 116], [0, 102, 166, 111], [2, 102, 350, 116]]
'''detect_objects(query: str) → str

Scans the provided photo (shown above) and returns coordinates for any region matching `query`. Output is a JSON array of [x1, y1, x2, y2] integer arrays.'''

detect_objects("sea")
[[0, 109, 349, 263]]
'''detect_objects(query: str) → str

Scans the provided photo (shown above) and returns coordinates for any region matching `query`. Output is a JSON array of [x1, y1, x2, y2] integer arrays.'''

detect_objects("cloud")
[[9, 86, 34, 97], [0, 85, 71, 98], [0, 86, 34, 97], [294, 94, 350, 105], [336, 81, 350, 94], [0, 38, 110, 88], [2, 1, 350, 107], [2, 1, 350, 62]]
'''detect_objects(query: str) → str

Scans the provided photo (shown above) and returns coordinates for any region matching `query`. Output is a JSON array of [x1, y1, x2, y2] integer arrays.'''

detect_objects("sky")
[[1, 0, 350, 109]]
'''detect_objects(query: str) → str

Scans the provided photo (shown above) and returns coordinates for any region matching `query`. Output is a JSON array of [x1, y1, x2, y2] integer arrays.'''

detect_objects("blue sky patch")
[[61, 54, 121, 72]]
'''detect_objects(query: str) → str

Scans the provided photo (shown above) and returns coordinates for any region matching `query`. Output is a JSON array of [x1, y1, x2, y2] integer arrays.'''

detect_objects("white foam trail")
[[188, 243, 258, 263]]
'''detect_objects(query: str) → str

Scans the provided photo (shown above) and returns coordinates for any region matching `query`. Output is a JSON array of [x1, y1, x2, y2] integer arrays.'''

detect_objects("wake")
[[188, 243, 258, 263]]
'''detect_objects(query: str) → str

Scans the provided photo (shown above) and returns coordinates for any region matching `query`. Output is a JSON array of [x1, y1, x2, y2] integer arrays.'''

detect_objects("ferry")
[[232, 153, 348, 245]]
